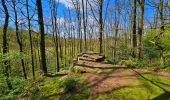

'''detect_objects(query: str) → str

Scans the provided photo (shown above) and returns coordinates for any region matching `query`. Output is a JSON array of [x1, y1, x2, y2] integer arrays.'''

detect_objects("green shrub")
[[165, 58, 170, 67], [119, 58, 148, 67], [60, 78, 78, 93], [119, 58, 138, 67], [69, 67, 75, 72]]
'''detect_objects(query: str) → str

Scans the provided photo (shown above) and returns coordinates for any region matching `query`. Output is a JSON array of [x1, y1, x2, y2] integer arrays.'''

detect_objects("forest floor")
[[80, 68, 170, 100], [20, 68, 170, 100]]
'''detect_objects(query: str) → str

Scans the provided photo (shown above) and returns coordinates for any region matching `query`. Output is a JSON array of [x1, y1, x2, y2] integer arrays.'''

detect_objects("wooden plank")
[[78, 57, 96, 62]]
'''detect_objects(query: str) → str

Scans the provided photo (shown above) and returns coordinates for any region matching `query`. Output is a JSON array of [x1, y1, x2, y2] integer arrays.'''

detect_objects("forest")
[[0, 0, 170, 100]]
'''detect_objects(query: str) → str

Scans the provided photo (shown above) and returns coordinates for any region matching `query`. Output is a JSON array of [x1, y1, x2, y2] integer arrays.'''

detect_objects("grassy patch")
[[97, 74, 170, 100], [19, 75, 91, 100], [14, 72, 170, 100]]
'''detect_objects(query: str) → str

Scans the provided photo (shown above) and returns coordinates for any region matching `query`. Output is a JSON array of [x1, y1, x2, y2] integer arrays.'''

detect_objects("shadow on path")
[[131, 69, 170, 100], [152, 92, 170, 100]]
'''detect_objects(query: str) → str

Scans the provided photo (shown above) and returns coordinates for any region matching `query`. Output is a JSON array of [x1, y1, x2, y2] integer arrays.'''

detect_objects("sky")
[[0, 0, 157, 31], [40, 0, 154, 19]]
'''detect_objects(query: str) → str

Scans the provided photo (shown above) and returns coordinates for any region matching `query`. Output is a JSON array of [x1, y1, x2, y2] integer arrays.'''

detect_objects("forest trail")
[[80, 68, 170, 98], [70, 52, 170, 99]]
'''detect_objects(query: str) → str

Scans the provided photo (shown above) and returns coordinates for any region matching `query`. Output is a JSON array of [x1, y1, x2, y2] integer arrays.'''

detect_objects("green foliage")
[[120, 58, 138, 67], [29, 86, 40, 100], [0, 51, 27, 63], [165, 58, 170, 67], [69, 67, 75, 72], [0, 76, 27, 100], [142, 29, 170, 67], [38, 77, 60, 99], [0, 51, 28, 100], [119, 57, 150, 67], [143, 30, 160, 58], [119, 58, 139, 67], [59, 78, 78, 93]]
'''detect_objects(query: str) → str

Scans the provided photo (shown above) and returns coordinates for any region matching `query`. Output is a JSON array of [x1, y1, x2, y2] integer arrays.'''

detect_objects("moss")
[[97, 74, 170, 100]]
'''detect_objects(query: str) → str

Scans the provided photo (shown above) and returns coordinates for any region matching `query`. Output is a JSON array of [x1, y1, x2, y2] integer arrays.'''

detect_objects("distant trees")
[[1, 0, 13, 89], [49, 0, 60, 72], [113, 0, 120, 62], [71, 0, 82, 52], [36, 0, 47, 74], [0, 0, 170, 82], [153, 0, 165, 66], [87, 0, 104, 54], [81, 0, 87, 51], [168, 0, 170, 9]]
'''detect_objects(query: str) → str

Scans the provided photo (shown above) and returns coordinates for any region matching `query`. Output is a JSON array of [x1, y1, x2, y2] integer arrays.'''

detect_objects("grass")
[[97, 74, 170, 100], [2, 70, 170, 100], [29, 73, 170, 100], [18, 74, 91, 100]]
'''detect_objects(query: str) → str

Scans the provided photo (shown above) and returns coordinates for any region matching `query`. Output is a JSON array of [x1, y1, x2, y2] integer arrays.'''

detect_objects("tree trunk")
[[12, 0, 27, 79], [137, 0, 145, 60], [132, 0, 137, 58], [159, 0, 165, 66], [99, 0, 103, 54], [1, 0, 13, 89], [82, 0, 87, 51], [49, 0, 60, 72], [36, 0, 47, 74], [26, 0, 35, 79]]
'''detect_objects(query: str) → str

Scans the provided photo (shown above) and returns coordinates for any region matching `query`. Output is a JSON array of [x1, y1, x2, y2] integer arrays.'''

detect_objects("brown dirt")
[[80, 68, 170, 98]]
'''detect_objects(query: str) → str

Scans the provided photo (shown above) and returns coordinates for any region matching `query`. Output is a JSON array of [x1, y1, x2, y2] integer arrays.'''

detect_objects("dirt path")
[[80, 68, 170, 98]]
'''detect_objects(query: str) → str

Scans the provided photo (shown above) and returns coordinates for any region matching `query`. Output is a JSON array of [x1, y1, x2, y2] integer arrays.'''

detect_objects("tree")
[[71, 0, 82, 52], [168, 0, 170, 9], [137, 0, 145, 60], [49, 0, 60, 72], [132, 0, 137, 57], [36, 0, 47, 74], [26, 0, 35, 79], [82, 0, 87, 51], [11, 0, 27, 79], [1, 0, 13, 89], [99, 0, 103, 54], [113, 0, 120, 62], [153, 0, 165, 66], [88, 0, 105, 54], [158, 0, 165, 66]]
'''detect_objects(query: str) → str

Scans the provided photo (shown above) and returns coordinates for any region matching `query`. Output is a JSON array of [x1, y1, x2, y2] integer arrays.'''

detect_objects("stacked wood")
[[71, 52, 127, 73], [71, 52, 107, 73], [77, 52, 105, 62]]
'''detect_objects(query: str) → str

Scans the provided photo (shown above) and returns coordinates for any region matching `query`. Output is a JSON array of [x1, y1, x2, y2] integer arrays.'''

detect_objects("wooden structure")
[[71, 52, 127, 73]]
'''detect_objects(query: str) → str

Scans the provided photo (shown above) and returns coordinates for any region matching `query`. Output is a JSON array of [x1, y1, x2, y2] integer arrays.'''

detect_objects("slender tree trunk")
[[36, 0, 47, 74], [58, 30, 63, 67], [153, 8, 158, 29], [132, 0, 137, 57], [12, 0, 27, 79], [1, 0, 13, 89], [113, 24, 118, 62], [159, 0, 165, 66], [82, 0, 87, 51], [64, 33, 67, 67], [26, 0, 35, 79], [137, 0, 145, 60], [99, 0, 103, 54], [50, 0, 60, 72], [113, 0, 120, 62]]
